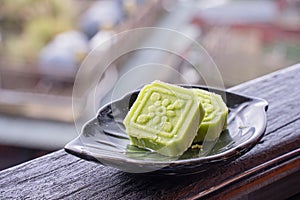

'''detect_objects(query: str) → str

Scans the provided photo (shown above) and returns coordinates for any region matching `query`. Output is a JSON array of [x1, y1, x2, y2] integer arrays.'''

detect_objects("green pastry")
[[193, 89, 228, 143], [123, 81, 205, 157]]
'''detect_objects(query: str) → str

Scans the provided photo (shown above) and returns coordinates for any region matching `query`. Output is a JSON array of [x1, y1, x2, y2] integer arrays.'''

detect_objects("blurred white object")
[[89, 29, 115, 51], [39, 31, 88, 76], [79, 0, 123, 38], [196, 0, 277, 25]]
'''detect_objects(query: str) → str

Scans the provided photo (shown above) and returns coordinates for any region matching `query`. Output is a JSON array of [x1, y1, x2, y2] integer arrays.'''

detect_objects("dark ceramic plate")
[[65, 86, 268, 175]]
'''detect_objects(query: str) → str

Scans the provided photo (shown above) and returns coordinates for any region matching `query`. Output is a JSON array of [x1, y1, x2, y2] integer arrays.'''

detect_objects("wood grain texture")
[[1, 64, 300, 199]]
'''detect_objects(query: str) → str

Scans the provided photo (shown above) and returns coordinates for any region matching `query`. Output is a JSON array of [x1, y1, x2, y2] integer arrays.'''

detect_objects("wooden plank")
[[0, 114, 76, 150], [0, 64, 300, 199], [206, 149, 300, 199], [0, 89, 73, 122]]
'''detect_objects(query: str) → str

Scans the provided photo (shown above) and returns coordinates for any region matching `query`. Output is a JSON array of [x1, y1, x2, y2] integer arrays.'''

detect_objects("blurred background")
[[0, 0, 299, 170]]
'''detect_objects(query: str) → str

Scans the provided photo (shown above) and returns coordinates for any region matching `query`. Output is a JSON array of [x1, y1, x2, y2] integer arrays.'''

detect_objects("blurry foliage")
[[0, 0, 76, 60]]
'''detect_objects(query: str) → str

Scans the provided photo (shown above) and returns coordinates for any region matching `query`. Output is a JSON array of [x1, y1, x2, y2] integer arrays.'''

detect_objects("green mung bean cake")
[[123, 81, 205, 157], [193, 89, 228, 143]]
